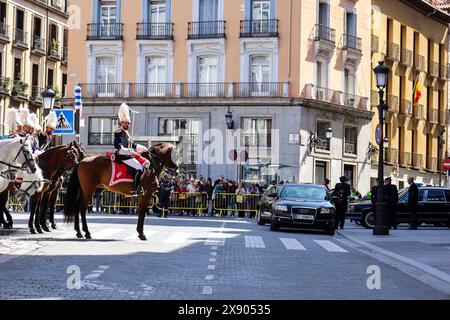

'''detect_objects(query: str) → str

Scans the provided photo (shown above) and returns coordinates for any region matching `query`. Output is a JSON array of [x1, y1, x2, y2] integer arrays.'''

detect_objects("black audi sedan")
[[347, 186, 450, 229], [258, 184, 336, 235]]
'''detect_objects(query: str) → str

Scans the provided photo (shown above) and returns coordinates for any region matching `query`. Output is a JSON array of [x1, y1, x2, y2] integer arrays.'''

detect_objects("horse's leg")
[[34, 197, 44, 234], [48, 189, 59, 229], [28, 195, 38, 234], [74, 210, 83, 238], [3, 206, 13, 229], [40, 193, 51, 232], [137, 194, 151, 241], [80, 188, 95, 239]]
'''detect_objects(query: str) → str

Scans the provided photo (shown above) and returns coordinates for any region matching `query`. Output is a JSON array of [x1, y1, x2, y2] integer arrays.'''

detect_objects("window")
[[197, 56, 218, 96], [318, 1, 329, 27], [252, 0, 270, 33], [96, 57, 116, 96], [344, 69, 355, 95], [344, 127, 357, 154], [14, 57, 21, 81], [199, 0, 218, 21], [146, 56, 167, 96], [149, 0, 166, 23], [316, 60, 328, 99], [0, 2, 6, 24], [62, 73, 67, 97], [15, 9, 24, 30], [250, 55, 270, 95], [33, 16, 42, 40], [315, 161, 327, 184], [101, 2, 117, 24], [316, 121, 331, 150], [88, 117, 118, 145], [241, 118, 272, 148], [344, 164, 355, 186], [345, 11, 356, 36], [47, 69, 54, 87], [0, 52, 3, 76], [32, 64, 39, 87], [426, 189, 445, 202]]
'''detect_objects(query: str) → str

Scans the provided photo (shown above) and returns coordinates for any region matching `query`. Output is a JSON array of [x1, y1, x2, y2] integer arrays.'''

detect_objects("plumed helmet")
[[19, 108, 31, 126], [118, 103, 131, 123], [45, 111, 58, 129], [29, 113, 42, 131], [5, 108, 19, 131]]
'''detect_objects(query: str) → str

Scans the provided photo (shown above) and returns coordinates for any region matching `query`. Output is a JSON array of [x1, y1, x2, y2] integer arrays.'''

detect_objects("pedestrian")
[[235, 183, 247, 217], [323, 178, 331, 191], [204, 178, 214, 216], [383, 177, 399, 229], [332, 176, 351, 230], [350, 186, 362, 201], [407, 176, 419, 230]]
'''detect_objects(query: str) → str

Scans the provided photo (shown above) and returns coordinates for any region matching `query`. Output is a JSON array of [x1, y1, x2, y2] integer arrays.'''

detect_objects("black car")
[[347, 186, 450, 229], [258, 184, 336, 235]]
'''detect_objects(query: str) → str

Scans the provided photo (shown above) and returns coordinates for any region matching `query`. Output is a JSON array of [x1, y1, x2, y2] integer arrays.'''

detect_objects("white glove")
[[135, 144, 148, 153], [118, 146, 133, 155]]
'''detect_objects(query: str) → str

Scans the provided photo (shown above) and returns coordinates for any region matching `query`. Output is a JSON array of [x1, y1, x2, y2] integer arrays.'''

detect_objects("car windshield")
[[280, 185, 329, 201]]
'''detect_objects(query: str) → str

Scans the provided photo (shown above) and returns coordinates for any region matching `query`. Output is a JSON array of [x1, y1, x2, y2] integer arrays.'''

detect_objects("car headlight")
[[274, 205, 289, 212], [321, 208, 332, 214]]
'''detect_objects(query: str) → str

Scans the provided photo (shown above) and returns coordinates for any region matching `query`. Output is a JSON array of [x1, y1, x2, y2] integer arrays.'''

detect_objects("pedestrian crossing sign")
[[53, 109, 75, 135]]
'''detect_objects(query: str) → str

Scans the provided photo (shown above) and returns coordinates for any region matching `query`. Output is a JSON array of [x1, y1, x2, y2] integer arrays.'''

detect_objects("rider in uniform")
[[19, 108, 34, 136], [113, 103, 154, 195], [28, 113, 43, 156], [38, 111, 57, 150]]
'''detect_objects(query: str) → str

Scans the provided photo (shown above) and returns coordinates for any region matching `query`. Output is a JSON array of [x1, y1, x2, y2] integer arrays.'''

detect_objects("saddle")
[[106, 152, 136, 186]]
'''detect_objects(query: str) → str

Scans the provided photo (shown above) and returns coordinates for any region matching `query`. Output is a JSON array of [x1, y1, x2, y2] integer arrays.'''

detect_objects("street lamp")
[[373, 61, 390, 236], [225, 106, 234, 130], [42, 86, 56, 110], [325, 127, 333, 139], [438, 128, 446, 186]]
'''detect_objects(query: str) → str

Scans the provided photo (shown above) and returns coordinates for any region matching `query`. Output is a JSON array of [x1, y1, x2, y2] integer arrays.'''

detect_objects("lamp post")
[[41, 86, 56, 110], [438, 128, 446, 186], [373, 61, 390, 236], [225, 106, 234, 130]]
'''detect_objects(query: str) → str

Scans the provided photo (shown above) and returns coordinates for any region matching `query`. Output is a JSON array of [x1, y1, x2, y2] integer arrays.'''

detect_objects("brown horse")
[[63, 143, 179, 240]]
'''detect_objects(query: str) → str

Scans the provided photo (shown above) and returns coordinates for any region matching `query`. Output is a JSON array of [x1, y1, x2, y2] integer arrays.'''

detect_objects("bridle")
[[0, 136, 36, 178], [145, 150, 179, 178]]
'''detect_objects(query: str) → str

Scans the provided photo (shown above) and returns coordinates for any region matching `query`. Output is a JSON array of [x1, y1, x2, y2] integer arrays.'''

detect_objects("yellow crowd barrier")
[[155, 192, 209, 217], [212, 193, 260, 218], [7, 192, 26, 213], [100, 190, 155, 213]]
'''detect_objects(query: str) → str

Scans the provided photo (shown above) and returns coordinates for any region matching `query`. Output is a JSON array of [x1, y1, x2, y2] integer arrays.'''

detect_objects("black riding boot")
[[131, 169, 144, 195]]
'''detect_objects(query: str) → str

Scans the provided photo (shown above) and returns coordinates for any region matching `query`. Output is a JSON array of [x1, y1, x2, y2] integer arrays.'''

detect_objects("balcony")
[[426, 156, 438, 171], [87, 23, 123, 40], [137, 23, 174, 40], [413, 104, 425, 120], [371, 35, 379, 54], [181, 83, 226, 98], [51, 0, 62, 10], [0, 23, 10, 43], [130, 83, 175, 98], [387, 95, 399, 113], [412, 153, 423, 169], [48, 41, 61, 60], [13, 29, 29, 49], [399, 151, 412, 167], [399, 48, 413, 67], [428, 61, 439, 78], [11, 80, 29, 99], [0, 76, 11, 95], [413, 54, 426, 72], [234, 82, 286, 98], [428, 108, 439, 124], [344, 141, 357, 155], [187, 21, 225, 40], [62, 47, 68, 63], [314, 86, 340, 104], [385, 42, 400, 61], [310, 24, 335, 59], [385, 148, 399, 164], [88, 133, 114, 146], [30, 86, 44, 103], [439, 110, 450, 126], [342, 92, 368, 109], [302, 84, 368, 110], [80, 83, 125, 98], [31, 36, 46, 55], [240, 19, 278, 38], [439, 63, 450, 80], [400, 99, 413, 116]]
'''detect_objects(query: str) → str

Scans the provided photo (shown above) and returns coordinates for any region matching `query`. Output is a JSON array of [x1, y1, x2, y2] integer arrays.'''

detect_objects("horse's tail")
[[64, 164, 81, 223]]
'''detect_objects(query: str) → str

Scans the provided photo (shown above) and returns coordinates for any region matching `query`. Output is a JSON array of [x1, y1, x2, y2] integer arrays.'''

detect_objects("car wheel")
[[361, 211, 375, 229], [325, 227, 335, 236], [257, 211, 266, 225], [270, 219, 280, 231]]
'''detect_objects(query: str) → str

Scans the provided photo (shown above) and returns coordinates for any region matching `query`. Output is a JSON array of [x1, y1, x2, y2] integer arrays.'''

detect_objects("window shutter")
[[142, 0, 149, 23], [245, 0, 252, 20], [93, 0, 101, 23], [116, 0, 121, 22], [270, 0, 275, 19], [166, 0, 171, 23]]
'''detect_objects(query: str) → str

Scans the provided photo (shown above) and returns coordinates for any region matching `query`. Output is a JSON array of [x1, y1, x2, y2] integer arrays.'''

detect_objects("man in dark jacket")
[[383, 177, 399, 229], [407, 176, 419, 230], [333, 176, 351, 229]]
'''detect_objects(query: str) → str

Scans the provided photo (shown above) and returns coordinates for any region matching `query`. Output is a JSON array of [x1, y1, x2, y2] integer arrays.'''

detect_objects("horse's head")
[[69, 141, 88, 161], [16, 136, 37, 174], [144, 143, 180, 177]]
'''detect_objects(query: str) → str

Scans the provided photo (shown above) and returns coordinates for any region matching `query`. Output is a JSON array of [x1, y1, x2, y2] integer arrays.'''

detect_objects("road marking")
[[83, 265, 110, 280], [314, 240, 348, 253], [245, 236, 265, 248], [209, 258, 216, 262], [94, 228, 123, 239], [202, 286, 212, 295], [205, 275, 214, 280], [211, 252, 217, 256], [164, 232, 191, 244], [125, 231, 156, 241], [280, 238, 307, 251], [207, 265, 215, 270]]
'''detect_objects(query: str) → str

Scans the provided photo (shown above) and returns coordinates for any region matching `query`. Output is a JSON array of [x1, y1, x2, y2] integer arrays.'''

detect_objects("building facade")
[[66, 0, 373, 193], [371, 0, 450, 189], [0, 0, 69, 135]]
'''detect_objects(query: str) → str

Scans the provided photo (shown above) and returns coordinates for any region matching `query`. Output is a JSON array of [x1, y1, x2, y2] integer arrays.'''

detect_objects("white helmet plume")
[[45, 111, 58, 129], [29, 113, 42, 131], [19, 108, 31, 126], [118, 103, 131, 123], [5, 108, 19, 132]]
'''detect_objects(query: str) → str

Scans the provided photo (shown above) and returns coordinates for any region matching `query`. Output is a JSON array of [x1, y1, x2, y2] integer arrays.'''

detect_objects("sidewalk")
[[337, 223, 450, 295]]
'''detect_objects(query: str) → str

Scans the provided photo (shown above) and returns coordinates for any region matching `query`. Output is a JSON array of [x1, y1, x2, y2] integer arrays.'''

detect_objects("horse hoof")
[[51, 224, 57, 230], [85, 233, 92, 239], [36, 228, 44, 234], [8, 222, 13, 229], [43, 227, 51, 232], [138, 234, 147, 241], [76, 233, 84, 239], [30, 229, 36, 234]]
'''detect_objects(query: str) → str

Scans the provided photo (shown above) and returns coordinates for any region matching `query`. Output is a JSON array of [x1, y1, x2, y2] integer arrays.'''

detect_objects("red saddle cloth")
[[106, 152, 134, 186]]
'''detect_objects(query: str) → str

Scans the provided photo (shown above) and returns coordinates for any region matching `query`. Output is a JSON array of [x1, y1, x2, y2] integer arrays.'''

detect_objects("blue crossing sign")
[[53, 109, 75, 135]]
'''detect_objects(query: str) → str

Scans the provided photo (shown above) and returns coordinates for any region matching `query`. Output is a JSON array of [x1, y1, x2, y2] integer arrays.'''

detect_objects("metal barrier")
[[212, 193, 260, 218], [155, 192, 209, 217], [100, 190, 154, 214], [7, 192, 27, 213], [55, 188, 94, 211]]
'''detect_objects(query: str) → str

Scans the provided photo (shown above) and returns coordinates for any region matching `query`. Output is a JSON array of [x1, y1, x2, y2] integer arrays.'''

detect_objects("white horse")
[[0, 137, 43, 195]]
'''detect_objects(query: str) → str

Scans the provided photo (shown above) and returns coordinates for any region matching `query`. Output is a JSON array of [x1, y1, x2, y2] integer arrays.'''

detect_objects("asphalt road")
[[0, 213, 449, 300]]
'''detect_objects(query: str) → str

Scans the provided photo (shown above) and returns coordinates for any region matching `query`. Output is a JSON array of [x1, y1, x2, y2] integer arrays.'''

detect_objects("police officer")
[[113, 103, 153, 195], [407, 176, 419, 230], [383, 177, 399, 229], [157, 177, 171, 218], [38, 111, 57, 150], [332, 176, 351, 230]]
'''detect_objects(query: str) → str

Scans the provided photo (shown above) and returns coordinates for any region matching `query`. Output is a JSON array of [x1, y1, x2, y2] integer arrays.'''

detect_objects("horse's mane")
[[149, 143, 173, 153]]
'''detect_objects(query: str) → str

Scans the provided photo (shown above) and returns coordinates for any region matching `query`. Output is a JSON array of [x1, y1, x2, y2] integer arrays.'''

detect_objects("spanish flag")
[[413, 74, 422, 105]]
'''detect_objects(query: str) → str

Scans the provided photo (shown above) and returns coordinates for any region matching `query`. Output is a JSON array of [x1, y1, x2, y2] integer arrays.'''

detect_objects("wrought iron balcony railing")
[[428, 61, 440, 77], [439, 110, 449, 126], [0, 23, 10, 42], [137, 22, 174, 40], [181, 83, 227, 98], [426, 156, 438, 171], [79, 83, 126, 98], [386, 42, 400, 61], [315, 137, 330, 151], [234, 82, 285, 97], [428, 108, 439, 123], [32, 35, 46, 54], [387, 95, 399, 113], [401, 99, 413, 116], [30, 86, 44, 103], [48, 41, 61, 59], [312, 24, 336, 45], [440, 63, 450, 80], [412, 153, 423, 169], [240, 19, 278, 37], [385, 148, 399, 163], [414, 104, 425, 120], [11, 80, 29, 98], [400, 48, 413, 67], [371, 35, 379, 53], [13, 28, 28, 48], [130, 83, 175, 98], [413, 54, 426, 72], [51, 0, 62, 10], [0, 76, 11, 94], [88, 133, 114, 145], [62, 47, 68, 62], [241, 133, 272, 148], [400, 151, 412, 167], [187, 20, 225, 39], [342, 34, 362, 52], [87, 23, 124, 40], [344, 141, 357, 155], [342, 92, 366, 109]]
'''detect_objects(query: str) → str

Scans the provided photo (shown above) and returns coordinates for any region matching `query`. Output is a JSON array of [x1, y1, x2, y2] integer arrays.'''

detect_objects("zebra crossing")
[[48, 227, 349, 253]]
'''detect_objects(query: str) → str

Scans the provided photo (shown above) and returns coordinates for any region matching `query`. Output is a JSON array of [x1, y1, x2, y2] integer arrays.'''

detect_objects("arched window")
[[250, 55, 270, 96], [146, 56, 167, 96], [96, 56, 116, 96]]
